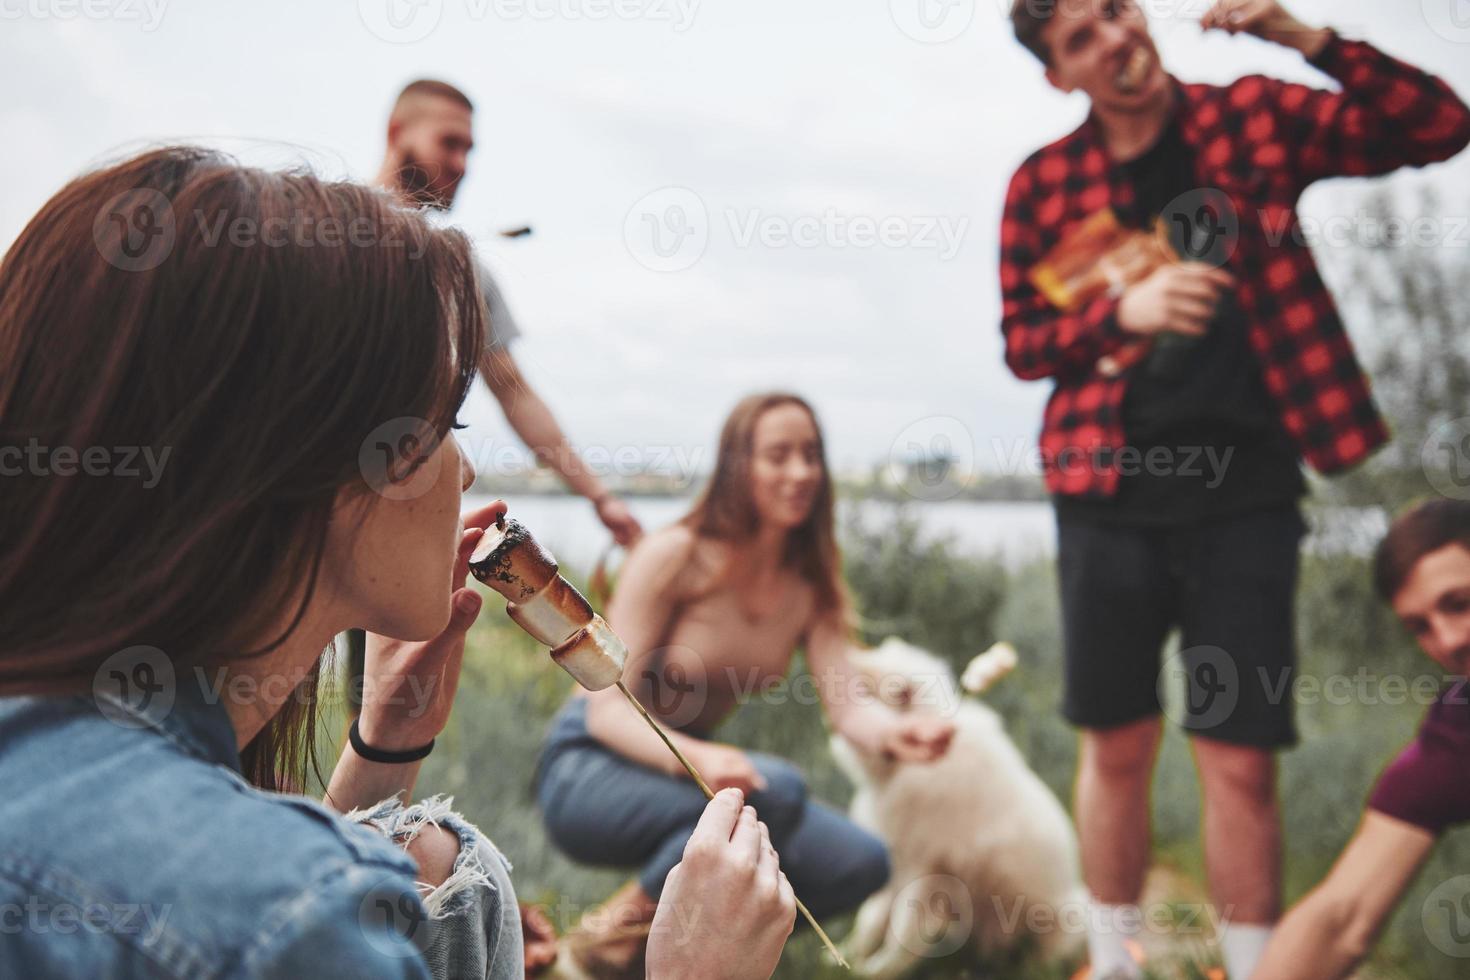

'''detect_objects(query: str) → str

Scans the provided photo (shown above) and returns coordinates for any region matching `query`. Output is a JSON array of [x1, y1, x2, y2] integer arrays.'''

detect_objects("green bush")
[[841, 504, 1008, 666]]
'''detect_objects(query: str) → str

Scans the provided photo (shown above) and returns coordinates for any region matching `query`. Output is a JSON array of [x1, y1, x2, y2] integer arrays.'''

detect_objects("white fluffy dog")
[[832, 638, 1085, 978]]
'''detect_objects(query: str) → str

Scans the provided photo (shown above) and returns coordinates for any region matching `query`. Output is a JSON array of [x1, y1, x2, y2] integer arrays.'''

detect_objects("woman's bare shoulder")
[[621, 525, 705, 597]]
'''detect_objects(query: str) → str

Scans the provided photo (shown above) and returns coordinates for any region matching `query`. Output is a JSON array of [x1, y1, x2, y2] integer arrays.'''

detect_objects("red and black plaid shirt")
[[1000, 35, 1470, 498]]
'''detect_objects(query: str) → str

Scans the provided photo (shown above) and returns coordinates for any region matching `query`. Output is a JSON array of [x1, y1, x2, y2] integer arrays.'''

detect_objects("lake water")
[[466, 493, 1386, 575]]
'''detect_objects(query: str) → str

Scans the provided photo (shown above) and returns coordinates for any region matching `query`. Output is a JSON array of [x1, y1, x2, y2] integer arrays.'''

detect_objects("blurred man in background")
[[376, 78, 644, 545], [999, 1, 1470, 977]]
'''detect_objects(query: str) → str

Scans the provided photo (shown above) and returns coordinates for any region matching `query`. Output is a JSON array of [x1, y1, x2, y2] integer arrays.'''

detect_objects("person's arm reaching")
[[804, 613, 955, 763], [1202, 0, 1470, 187], [480, 347, 643, 546], [1253, 810, 1436, 980]]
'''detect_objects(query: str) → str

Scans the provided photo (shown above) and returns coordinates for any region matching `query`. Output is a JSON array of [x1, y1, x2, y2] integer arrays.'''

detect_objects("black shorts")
[[1056, 506, 1304, 748]]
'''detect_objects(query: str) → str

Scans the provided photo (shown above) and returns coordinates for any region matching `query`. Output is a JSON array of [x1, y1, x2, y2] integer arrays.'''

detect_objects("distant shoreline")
[[468, 476, 1049, 504]]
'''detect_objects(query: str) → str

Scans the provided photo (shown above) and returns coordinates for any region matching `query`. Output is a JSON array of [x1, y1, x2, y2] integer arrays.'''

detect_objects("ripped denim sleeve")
[[347, 795, 524, 980]]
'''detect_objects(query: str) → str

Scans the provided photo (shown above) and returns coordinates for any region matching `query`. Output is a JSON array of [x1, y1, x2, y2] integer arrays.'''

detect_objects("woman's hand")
[[688, 742, 769, 796], [878, 715, 955, 764], [593, 494, 644, 547], [521, 903, 560, 975], [324, 501, 507, 813], [648, 790, 795, 980], [356, 499, 508, 751]]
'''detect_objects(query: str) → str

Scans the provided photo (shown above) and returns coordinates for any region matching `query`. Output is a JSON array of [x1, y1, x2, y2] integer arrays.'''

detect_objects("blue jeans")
[[534, 698, 890, 919]]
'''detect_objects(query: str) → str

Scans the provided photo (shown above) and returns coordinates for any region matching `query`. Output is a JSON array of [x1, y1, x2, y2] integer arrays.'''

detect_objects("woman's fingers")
[[732, 805, 762, 863], [442, 589, 483, 642], [452, 500, 505, 589], [462, 499, 509, 532], [435, 588, 478, 689], [452, 526, 485, 591], [688, 788, 744, 848], [756, 821, 780, 885], [662, 862, 683, 895], [396, 588, 482, 676], [775, 871, 797, 930]]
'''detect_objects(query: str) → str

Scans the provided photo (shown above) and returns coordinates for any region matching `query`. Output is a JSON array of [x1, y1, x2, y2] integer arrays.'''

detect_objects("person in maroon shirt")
[[1255, 499, 1470, 979], [1001, 2, 1470, 978]]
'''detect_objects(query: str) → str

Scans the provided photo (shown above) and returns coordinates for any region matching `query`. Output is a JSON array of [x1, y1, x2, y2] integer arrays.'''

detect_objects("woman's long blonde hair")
[[680, 392, 853, 626]]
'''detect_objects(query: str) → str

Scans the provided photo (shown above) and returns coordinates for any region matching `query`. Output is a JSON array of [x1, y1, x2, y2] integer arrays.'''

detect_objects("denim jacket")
[[0, 681, 435, 979]]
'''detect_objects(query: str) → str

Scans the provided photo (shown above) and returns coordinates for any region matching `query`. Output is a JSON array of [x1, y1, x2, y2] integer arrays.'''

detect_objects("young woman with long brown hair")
[[0, 148, 793, 980], [535, 392, 957, 976]]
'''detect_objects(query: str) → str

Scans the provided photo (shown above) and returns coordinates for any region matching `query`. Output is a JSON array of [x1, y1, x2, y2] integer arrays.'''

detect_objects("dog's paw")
[[961, 642, 1018, 694]]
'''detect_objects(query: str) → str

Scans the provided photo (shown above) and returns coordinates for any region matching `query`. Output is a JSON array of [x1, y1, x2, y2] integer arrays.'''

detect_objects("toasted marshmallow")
[[468, 518, 559, 601], [550, 615, 628, 692], [507, 577, 596, 647]]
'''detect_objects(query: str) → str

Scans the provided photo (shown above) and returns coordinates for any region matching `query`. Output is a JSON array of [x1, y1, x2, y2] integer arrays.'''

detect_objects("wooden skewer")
[[614, 680, 850, 970], [472, 515, 848, 967]]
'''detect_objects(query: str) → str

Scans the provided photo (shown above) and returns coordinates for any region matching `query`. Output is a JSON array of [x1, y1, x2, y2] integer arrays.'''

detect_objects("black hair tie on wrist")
[[349, 716, 434, 764]]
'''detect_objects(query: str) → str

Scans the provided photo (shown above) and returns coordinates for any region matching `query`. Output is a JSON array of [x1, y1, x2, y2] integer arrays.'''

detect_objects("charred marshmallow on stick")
[[467, 518, 627, 691], [465, 514, 850, 968]]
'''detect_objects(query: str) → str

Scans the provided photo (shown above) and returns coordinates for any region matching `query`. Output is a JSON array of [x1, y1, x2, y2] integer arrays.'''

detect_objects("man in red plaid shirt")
[[1000, 1, 1470, 977]]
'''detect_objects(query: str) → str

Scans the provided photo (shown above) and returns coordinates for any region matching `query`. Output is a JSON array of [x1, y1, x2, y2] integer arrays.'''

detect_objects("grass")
[[371, 503, 1469, 979]]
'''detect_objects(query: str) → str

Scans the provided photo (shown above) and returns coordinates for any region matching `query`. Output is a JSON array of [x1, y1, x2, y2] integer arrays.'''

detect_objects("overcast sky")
[[4, 0, 1470, 482]]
